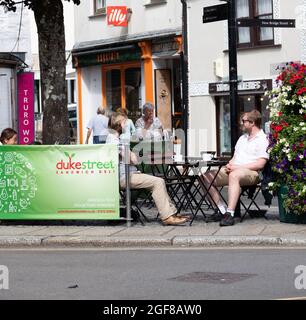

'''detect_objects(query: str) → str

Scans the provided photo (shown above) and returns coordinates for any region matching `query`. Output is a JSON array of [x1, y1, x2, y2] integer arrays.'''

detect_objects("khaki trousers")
[[120, 173, 177, 220], [212, 167, 259, 187]]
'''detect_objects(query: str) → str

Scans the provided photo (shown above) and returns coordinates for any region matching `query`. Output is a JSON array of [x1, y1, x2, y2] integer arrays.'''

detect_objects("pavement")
[[1, 197, 306, 248]]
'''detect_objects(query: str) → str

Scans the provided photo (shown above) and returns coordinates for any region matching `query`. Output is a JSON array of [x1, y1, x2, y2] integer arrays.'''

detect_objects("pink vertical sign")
[[17, 72, 35, 145]]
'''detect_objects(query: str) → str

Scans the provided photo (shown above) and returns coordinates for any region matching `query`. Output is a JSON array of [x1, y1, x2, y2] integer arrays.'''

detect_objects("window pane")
[[96, 0, 105, 10], [257, 0, 272, 15], [259, 14, 273, 41], [125, 68, 142, 123], [238, 27, 251, 43], [219, 98, 231, 154], [236, 0, 249, 18], [237, 0, 250, 44], [106, 69, 121, 111]]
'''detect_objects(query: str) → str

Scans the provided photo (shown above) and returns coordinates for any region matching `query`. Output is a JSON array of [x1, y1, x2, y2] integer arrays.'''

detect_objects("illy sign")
[[107, 6, 128, 27]]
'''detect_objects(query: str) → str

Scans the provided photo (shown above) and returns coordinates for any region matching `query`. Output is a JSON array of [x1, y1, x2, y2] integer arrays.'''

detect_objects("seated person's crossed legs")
[[120, 173, 188, 225]]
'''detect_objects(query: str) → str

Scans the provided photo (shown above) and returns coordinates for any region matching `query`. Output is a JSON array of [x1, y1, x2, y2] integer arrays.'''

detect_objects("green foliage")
[[266, 62, 306, 214]]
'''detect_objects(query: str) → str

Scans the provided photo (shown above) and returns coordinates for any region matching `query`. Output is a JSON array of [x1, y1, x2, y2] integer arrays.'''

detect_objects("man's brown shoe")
[[162, 215, 187, 226], [175, 213, 192, 221]]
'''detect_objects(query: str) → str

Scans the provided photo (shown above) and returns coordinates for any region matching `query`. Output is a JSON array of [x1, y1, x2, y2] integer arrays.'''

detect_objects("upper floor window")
[[144, 0, 167, 6], [94, 0, 106, 14], [237, 0, 274, 48]]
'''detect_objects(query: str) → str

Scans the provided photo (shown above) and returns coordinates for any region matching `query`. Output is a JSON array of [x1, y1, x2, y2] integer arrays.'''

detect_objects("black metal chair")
[[239, 162, 273, 222]]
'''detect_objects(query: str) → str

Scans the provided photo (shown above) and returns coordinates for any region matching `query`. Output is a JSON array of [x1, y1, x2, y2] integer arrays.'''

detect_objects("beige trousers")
[[120, 173, 177, 220], [212, 167, 259, 187]]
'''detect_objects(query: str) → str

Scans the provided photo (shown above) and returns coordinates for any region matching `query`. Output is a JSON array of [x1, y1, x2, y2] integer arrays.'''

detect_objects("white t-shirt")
[[87, 114, 109, 136], [233, 129, 269, 166]]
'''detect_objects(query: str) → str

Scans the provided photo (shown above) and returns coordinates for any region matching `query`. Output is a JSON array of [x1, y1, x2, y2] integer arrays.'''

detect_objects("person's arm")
[[227, 158, 268, 172], [130, 120, 136, 135], [85, 128, 92, 144]]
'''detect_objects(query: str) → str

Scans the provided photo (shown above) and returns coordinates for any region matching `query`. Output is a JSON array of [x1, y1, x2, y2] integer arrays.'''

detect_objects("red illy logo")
[[107, 6, 128, 27]]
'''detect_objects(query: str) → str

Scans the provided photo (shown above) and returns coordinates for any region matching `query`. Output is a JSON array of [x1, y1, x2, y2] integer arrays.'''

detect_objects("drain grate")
[[169, 272, 257, 284]]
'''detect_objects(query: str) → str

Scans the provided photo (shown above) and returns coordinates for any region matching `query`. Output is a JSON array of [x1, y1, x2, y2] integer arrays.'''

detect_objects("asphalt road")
[[0, 248, 306, 300]]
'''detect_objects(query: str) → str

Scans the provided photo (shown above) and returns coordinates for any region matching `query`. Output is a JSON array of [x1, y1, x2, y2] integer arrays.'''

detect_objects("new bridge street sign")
[[237, 19, 296, 28]]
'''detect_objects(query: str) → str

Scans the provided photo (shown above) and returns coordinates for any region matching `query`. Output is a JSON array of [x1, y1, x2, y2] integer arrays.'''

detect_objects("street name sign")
[[203, 4, 228, 23], [237, 19, 296, 28]]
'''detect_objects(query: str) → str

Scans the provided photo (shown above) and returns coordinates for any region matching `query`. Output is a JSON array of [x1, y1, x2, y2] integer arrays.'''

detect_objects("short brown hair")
[[245, 110, 262, 128], [0, 128, 17, 144]]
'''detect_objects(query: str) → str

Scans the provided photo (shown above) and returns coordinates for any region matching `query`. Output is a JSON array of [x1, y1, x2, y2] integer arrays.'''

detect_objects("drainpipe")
[[180, 0, 189, 157]]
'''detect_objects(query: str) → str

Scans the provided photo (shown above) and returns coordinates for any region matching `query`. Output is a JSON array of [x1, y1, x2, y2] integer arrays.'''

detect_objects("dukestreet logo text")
[[56, 152, 115, 174], [107, 6, 128, 27]]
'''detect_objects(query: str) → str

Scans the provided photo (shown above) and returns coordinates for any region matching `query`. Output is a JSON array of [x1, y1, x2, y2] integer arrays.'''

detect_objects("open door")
[[155, 69, 172, 130]]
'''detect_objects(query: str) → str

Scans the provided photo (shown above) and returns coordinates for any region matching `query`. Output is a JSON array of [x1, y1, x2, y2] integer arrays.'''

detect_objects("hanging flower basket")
[[266, 62, 306, 221]]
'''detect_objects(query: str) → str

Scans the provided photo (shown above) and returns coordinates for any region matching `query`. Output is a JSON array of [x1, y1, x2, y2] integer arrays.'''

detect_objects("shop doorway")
[[216, 93, 269, 155]]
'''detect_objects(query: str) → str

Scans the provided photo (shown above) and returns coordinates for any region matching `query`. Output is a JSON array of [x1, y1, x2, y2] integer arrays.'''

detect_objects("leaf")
[[71, 153, 76, 158], [64, 152, 70, 158]]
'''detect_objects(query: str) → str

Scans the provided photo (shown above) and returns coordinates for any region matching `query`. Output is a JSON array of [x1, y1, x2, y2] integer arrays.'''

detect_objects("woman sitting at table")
[[106, 112, 187, 226]]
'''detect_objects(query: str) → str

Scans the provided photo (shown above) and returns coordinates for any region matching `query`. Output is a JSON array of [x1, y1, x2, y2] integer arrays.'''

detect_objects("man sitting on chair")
[[106, 112, 188, 226], [201, 110, 269, 227]]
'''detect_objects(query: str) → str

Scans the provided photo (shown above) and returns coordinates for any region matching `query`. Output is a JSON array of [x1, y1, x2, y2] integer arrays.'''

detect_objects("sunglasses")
[[241, 119, 253, 124]]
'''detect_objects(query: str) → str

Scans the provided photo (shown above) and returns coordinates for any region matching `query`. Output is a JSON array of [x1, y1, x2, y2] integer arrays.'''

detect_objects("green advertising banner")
[[0, 145, 120, 220]]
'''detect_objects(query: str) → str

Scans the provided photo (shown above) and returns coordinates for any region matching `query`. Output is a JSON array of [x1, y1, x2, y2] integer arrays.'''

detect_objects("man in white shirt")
[[201, 110, 269, 226], [85, 107, 109, 144]]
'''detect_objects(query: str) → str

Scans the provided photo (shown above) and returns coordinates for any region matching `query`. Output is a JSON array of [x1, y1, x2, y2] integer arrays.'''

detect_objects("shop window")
[[237, 0, 274, 48], [106, 69, 122, 111], [125, 68, 142, 122], [94, 0, 106, 15], [103, 64, 142, 122], [216, 94, 269, 155]]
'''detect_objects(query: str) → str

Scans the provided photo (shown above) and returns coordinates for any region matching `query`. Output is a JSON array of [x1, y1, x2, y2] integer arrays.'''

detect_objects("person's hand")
[[225, 163, 240, 173]]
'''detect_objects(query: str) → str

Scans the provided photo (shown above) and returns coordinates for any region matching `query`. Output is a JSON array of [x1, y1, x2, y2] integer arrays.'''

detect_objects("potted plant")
[[266, 62, 306, 223]]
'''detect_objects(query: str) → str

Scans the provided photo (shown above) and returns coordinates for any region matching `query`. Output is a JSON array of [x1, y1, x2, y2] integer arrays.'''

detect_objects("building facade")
[[187, 0, 305, 155], [0, 5, 32, 131], [73, 0, 305, 154], [72, 0, 183, 144]]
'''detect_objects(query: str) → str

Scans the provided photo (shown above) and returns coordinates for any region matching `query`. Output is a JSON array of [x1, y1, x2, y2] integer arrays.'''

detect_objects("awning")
[[0, 53, 27, 68], [72, 28, 182, 54]]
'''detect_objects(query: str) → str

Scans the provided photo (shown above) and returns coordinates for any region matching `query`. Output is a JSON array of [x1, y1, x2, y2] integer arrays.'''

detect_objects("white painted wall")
[[80, 66, 102, 143], [0, 5, 32, 66], [0, 68, 13, 129], [74, 0, 182, 44]]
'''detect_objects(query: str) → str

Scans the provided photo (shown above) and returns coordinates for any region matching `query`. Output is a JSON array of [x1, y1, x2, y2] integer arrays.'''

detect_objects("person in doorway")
[[107, 112, 188, 226], [85, 107, 109, 144], [135, 102, 165, 140], [201, 110, 269, 227], [0, 128, 18, 145]]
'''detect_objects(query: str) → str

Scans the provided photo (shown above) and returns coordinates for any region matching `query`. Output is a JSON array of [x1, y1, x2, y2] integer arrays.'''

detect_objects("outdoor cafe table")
[[142, 157, 229, 224], [189, 158, 229, 225]]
